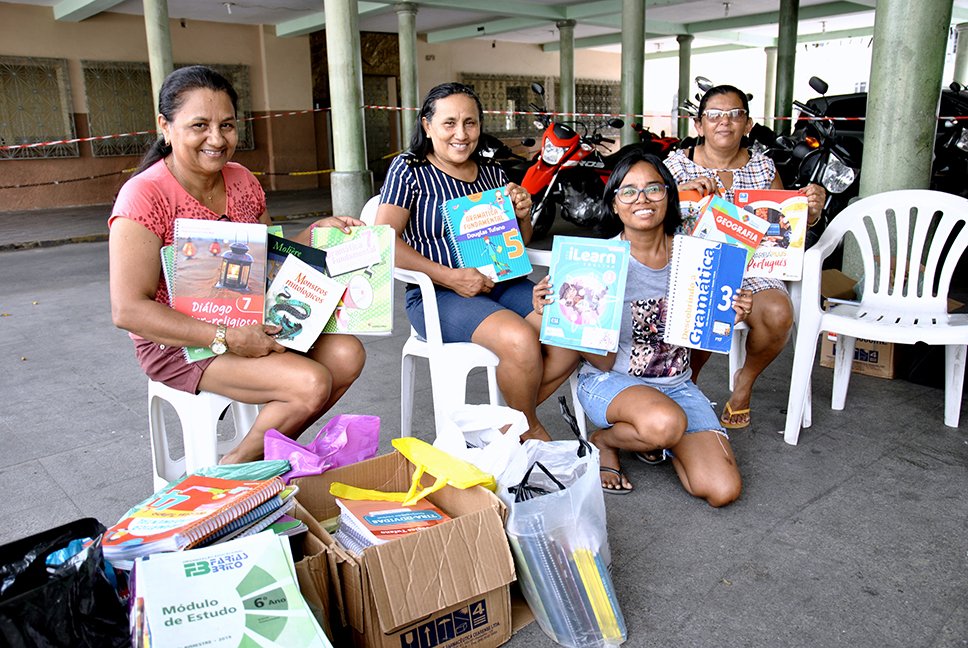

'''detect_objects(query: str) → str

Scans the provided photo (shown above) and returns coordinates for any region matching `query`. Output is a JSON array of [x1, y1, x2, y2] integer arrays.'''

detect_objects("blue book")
[[662, 234, 746, 354], [440, 188, 533, 282], [539, 236, 631, 356]]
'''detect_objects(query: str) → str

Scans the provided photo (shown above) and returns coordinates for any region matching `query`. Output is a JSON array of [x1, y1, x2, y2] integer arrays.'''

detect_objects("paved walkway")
[[0, 188, 332, 251]]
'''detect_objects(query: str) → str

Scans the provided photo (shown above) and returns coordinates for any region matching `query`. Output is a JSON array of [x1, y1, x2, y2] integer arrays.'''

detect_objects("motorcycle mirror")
[[521, 137, 536, 147], [808, 76, 829, 95], [531, 82, 545, 96], [950, 81, 965, 92], [695, 76, 713, 93], [608, 118, 625, 129]]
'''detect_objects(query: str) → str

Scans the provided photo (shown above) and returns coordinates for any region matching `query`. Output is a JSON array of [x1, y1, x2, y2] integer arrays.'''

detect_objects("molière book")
[[170, 219, 268, 362], [440, 188, 533, 282], [539, 235, 631, 356], [266, 233, 328, 286], [310, 225, 394, 335], [264, 254, 345, 353], [663, 234, 747, 354], [690, 194, 769, 265], [733, 189, 809, 281]]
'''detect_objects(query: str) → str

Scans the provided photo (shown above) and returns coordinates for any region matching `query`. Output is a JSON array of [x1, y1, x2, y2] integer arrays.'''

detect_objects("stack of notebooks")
[[102, 474, 303, 569], [331, 498, 451, 555]]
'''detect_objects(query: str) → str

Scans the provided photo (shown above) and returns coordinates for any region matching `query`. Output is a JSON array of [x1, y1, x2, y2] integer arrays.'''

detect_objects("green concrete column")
[[621, 0, 645, 145], [955, 23, 968, 85], [774, 0, 798, 136], [324, 0, 373, 215], [143, 0, 173, 115], [396, 3, 419, 116], [676, 34, 693, 139], [557, 19, 577, 117], [850, 0, 953, 278], [764, 46, 777, 126]]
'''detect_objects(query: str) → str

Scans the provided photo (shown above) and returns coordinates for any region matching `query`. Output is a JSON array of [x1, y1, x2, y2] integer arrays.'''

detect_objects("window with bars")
[[0, 56, 78, 160], [80, 60, 255, 158]]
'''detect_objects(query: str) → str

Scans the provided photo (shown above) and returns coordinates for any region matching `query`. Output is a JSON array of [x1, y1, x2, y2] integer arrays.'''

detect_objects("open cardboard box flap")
[[364, 504, 515, 633], [294, 451, 516, 637]]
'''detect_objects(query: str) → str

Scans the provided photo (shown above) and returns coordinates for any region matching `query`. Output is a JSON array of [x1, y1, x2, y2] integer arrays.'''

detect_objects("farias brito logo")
[[183, 561, 211, 577], [183, 551, 249, 577]]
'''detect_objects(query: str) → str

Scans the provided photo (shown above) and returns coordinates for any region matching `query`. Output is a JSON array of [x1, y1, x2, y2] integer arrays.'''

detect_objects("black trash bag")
[[0, 517, 129, 648]]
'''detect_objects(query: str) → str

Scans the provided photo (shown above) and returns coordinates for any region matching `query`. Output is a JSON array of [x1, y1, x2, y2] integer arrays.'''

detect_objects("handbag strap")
[[557, 396, 594, 458], [509, 461, 567, 503]]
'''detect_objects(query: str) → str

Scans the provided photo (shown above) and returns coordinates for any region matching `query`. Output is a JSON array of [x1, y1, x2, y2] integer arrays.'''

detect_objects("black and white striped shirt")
[[379, 152, 509, 267]]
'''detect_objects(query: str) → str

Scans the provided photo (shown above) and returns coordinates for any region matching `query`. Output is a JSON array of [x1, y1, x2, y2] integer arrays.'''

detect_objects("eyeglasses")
[[616, 184, 667, 203], [702, 108, 749, 123]]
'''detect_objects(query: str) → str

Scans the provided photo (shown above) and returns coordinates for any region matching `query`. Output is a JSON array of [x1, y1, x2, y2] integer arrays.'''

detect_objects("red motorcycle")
[[521, 83, 625, 239]]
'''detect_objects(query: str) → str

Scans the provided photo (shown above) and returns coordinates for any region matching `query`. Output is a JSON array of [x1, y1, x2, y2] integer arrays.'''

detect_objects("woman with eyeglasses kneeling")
[[533, 150, 751, 506], [664, 84, 825, 431]]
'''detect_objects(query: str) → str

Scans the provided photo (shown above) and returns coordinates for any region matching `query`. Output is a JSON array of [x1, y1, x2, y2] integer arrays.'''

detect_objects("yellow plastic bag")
[[329, 437, 497, 506]]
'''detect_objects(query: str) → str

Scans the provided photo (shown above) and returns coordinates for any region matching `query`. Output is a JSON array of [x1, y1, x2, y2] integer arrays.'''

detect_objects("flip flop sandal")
[[720, 402, 751, 429], [634, 450, 668, 465], [599, 466, 633, 494]]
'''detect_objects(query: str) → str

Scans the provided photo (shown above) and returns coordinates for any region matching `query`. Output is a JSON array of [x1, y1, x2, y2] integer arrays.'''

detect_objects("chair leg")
[[944, 344, 966, 428], [428, 357, 474, 439], [783, 321, 822, 445], [831, 334, 856, 411], [486, 366, 503, 406], [400, 352, 417, 437], [180, 396, 224, 473], [728, 327, 748, 391], [148, 394, 177, 491]]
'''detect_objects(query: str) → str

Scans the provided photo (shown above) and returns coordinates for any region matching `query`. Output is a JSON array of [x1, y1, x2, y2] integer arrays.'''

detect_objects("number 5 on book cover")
[[441, 188, 533, 282], [539, 236, 631, 355]]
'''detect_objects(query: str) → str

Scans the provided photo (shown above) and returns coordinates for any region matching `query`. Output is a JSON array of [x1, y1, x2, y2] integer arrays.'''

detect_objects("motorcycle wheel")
[[530, 203, 556, 240]]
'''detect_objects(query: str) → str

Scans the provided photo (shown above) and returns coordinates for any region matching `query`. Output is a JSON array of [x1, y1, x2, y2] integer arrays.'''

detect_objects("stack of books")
[[331, 498, 451, 555], [102, 475, 300, 569]]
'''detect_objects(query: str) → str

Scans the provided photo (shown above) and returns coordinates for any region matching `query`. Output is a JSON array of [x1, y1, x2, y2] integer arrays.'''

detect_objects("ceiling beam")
[[426, 17, 550, 43], [686, 1, 871, 34], [370, 0, 565, 20], [543, 31, 670, 52], [275, 1, 384, 38], [53, 0, 124, 22], [646, 43, 753, 60]]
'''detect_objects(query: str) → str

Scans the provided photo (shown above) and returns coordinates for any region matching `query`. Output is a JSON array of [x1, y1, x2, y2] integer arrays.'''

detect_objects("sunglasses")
[[701, 108, 749, 123]]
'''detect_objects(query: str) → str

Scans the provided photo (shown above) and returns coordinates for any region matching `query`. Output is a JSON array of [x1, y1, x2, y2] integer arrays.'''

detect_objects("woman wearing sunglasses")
[[664, 85, 825, 431], [533, 150, 751, 506]]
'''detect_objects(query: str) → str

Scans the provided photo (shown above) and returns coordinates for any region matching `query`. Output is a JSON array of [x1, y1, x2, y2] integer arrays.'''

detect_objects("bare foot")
[[520, 422, 552, 442]]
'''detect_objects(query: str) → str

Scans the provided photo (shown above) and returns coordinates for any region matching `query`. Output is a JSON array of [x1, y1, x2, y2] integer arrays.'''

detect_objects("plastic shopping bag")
[[434, 404, 530, 488], [330, 437, 497, 506], [0, 518, 129, 648], [264, 414, 380, 481], [501, 436, 627, 648]]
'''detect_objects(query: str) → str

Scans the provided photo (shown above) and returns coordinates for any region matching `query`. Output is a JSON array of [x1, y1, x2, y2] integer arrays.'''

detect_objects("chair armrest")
[[526, 247, 552, 269], [392, 267, 444, 346]]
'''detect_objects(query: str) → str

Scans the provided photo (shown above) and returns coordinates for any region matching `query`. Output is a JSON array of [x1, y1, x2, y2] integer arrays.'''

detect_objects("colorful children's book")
[[677, 188, 720, 235], [333, 497, 451, 552], [102, 475, 285, 568], [663, 234, 747, 354], [539, 236, 631, 356], [690, 194, 770, 266], [266, 233, 329, 285], [310, 225, 394, 335], [733, 189, 809, 280], [134, 531, 332, 647], [170, 219, 268, 362], [264, 255, 345, 352], [440, 188, 533, 282]]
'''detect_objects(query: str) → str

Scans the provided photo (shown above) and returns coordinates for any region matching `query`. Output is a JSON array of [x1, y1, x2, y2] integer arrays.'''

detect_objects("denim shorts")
[[577, 369, 726, 437], [405, 277, 536, 343]]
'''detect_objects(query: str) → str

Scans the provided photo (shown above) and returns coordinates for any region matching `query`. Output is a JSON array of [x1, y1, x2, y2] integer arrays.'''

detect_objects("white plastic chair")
[[369, 195, 587, 440], [147, 379, 260, 490], [784, 189, 968, 445]]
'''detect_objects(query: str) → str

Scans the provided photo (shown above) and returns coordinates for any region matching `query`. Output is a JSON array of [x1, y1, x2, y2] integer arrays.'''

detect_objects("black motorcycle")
[[931, 82, 968, 199]]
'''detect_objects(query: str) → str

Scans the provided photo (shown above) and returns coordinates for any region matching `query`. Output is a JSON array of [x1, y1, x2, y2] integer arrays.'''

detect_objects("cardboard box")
[[292, 452, 517, 648], [819, 332, 898, 379]]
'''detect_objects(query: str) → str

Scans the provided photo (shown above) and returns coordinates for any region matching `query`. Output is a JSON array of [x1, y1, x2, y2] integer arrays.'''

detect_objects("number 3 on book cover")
[[441, 188, 533, 282]]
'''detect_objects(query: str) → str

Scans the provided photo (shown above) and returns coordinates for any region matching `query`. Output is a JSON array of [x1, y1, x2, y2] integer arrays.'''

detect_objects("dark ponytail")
[[134, 65, 239, 175]]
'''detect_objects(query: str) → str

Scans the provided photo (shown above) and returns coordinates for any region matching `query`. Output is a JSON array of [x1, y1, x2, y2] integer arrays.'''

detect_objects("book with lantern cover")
[[170, 218, 268, 362], [310, 224, 394, 335]]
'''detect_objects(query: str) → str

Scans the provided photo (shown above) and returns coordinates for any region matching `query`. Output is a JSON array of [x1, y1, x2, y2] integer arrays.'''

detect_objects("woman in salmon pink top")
[[109, 66, 365, 464]]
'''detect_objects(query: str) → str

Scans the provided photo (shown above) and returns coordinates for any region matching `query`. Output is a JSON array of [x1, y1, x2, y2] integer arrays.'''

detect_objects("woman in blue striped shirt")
[[377, 82, 578, 441]]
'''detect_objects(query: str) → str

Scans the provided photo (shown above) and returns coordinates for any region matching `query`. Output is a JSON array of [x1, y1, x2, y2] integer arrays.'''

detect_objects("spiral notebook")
[[440, 188, 533, 282], [102, 475, 285, 568], [662, 234, 746, 354]]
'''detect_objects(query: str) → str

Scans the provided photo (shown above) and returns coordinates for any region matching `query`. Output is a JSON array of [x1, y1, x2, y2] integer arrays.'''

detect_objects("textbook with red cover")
[[733, 189, 809, 280], [102, 475, 285, 567], [690, 194, 770, 265]]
